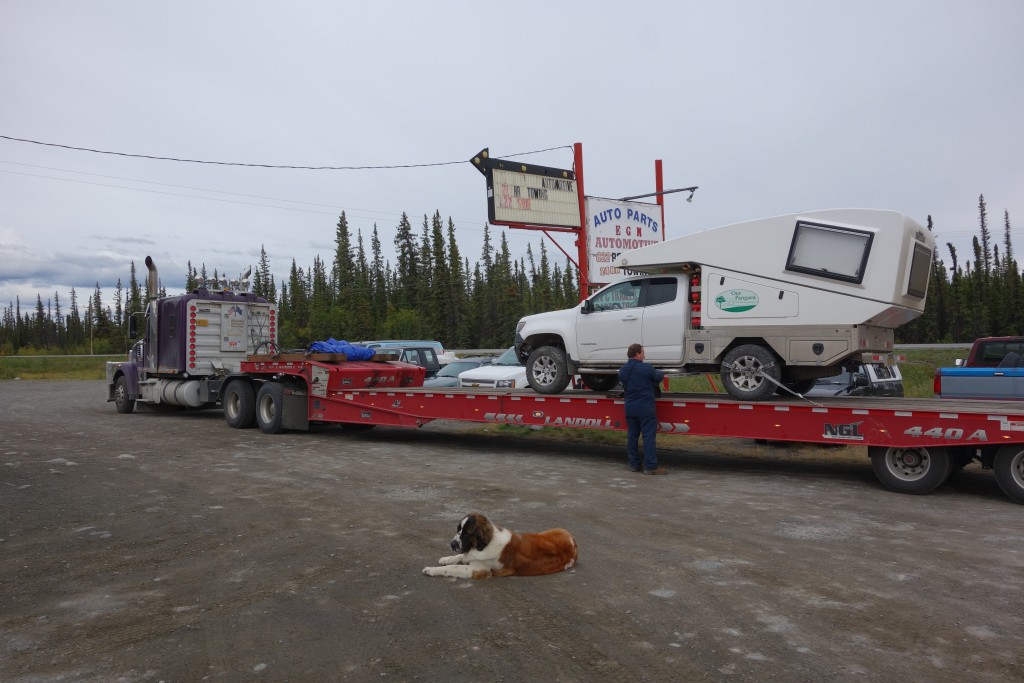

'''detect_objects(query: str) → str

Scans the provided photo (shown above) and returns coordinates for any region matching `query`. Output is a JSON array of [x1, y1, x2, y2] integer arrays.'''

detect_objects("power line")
[[0, 160, 380, 212], [0, 135, 571, 170], [0, 166, 492, 232]]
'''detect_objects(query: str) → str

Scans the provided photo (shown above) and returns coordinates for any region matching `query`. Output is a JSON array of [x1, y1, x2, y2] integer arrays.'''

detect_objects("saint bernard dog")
[[422, 512, 578, 579]]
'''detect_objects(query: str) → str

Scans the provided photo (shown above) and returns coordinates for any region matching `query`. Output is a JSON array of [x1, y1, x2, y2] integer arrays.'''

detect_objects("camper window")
[[785, 221, 873, 284], [906, 241, 931, 298]]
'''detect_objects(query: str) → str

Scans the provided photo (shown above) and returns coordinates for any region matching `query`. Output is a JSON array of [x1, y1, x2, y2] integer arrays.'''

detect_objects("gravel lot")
[[2, 380, 1023, 682]]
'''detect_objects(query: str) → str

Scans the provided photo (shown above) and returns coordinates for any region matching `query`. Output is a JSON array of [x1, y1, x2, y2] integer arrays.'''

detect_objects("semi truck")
[[106, 257, 279, 414], [514, 209, 934, 401], [106, 258, 1024, 505]]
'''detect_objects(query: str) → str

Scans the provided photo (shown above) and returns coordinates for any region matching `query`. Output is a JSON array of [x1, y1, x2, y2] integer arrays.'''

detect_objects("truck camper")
[[515, 209, 934, 400]]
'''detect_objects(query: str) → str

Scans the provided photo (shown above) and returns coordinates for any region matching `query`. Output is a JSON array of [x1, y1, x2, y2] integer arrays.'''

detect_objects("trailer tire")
[[526, 346, 571, 394], [223, 381, 256, 429], [869, 446, 952, 495], [993, 445, 1024, 504], [114, 375, 135, 414], [721, 344, 781, 401], [256, 382, 287, 434], [580, 374, 619, 391]]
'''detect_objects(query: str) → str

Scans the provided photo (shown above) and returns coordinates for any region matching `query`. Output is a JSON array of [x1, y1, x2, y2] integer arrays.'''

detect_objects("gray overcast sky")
[[2, 1, 1022, 314]]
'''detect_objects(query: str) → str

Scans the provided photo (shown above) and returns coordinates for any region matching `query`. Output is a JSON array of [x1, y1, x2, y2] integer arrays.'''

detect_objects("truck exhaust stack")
[[144, 256, 159, 300]]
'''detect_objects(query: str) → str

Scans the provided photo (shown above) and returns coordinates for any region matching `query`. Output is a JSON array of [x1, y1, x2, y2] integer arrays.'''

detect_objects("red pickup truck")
[[958, 337, 1024, 367]]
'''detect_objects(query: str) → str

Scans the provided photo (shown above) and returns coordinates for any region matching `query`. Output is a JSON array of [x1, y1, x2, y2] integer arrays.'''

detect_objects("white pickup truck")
[[514, 209, 933, 401]]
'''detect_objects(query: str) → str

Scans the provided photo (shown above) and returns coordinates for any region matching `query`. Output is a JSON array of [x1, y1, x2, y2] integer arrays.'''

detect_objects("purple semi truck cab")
[[106, 257, 276, 412]]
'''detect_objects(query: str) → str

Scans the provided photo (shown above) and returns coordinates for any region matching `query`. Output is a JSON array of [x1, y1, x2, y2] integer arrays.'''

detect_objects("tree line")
[[0, 196, 1017, 355]]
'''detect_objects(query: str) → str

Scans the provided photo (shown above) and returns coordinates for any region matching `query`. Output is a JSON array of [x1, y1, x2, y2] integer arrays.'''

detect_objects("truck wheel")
[[721, 344, 781, 401], [580, 374, 619, 391], [526, 346, 571, 394], [114, 375, 135, 414], [993, 445, 1024, 504], [869, 446, 952, 495], [256, 382, 287, 434], [223, 381, 256, 429]]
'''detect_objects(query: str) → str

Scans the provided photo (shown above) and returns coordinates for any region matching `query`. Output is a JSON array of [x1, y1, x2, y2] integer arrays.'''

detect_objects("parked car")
[[377, 346, 442, 379], [458, 347, 528, 390], [423, 357, 495, 388], [805, 362, 904, 398], [362, 340, 457, 365]]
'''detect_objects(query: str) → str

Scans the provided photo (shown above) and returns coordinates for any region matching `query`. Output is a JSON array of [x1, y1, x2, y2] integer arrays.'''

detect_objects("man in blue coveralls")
[[618, 343, 667, 475]]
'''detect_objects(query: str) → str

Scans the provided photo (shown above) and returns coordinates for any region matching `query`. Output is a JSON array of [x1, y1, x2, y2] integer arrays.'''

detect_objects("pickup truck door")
[[575, 278, 644, 361], [640, 276, 685, 362]]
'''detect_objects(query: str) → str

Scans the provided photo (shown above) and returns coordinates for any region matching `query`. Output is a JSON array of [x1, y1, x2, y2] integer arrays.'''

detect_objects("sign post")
[[470, 145, 693, 301], [471, 145, 589, 300]]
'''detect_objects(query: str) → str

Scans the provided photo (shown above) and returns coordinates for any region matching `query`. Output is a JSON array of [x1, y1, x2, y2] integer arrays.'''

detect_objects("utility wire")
[[0, 165, 491, 231], [0, 135, 571, 170], [0, 160, 374, 211]]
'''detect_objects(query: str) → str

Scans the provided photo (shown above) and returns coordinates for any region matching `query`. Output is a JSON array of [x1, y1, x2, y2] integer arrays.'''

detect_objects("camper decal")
[[715, 289, 759, 313]]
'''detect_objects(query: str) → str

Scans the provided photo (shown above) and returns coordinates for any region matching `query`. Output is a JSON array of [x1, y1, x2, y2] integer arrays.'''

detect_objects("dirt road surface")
[[2, 381, 1022, 682]]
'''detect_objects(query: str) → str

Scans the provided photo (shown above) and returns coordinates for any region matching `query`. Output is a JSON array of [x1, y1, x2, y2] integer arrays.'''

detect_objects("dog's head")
[[450, 513, 494, 554]]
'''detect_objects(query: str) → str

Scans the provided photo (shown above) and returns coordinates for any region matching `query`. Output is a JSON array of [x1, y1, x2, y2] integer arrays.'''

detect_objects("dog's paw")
[[423, 566, 441, 576], [439, 555, 460, 565]]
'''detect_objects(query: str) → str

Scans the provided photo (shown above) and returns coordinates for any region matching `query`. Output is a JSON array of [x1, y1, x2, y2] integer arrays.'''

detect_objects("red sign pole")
[[573, 142, 589, 302], [655, 159, 665, 240]]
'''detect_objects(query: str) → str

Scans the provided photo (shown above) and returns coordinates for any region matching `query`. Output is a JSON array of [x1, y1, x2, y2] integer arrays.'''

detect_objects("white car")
[[458, 347, 528, 389]]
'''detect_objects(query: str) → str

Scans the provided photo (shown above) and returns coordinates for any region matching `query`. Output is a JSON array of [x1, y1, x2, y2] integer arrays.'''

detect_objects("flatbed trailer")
[[232, 358, 1024, 504]]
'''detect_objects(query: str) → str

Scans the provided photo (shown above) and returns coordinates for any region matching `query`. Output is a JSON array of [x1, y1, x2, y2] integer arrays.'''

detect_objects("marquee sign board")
[[470, 148, 581, 229], [585, 196, 665, 285]]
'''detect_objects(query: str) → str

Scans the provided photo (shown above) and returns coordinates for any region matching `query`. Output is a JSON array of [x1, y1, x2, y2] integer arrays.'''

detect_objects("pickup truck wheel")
[[580, 374, 619, 391], [114, 375, 135, 414], [993, 445, 1024, 504], [223, 381, 256, 429], [256, 382, 287, 434], [869, 446, 952, 494], [526, 346, 571, 394], [721, 344, 781, 401]]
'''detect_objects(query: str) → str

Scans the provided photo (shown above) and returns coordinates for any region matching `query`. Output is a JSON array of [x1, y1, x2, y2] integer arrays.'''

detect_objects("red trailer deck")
[[232, 358, 1024, 504]]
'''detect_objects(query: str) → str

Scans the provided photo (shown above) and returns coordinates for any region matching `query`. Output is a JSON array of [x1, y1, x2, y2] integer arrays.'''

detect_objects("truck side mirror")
[[581, 299, 593, 314], [853, 374, 869, 387], [128, 315, 138, 340]]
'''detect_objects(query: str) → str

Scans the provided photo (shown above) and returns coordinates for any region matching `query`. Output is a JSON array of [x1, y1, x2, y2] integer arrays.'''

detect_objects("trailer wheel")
[[580, 374, 619, 391], [113, 375, 135, 414], [256, 382, 287, 434], [869, 446, 952, 495], [526, 346, 571, 394], [993, 445, 1024, 504], [223, 381, 256, 429], [720, 344, 781, 401]]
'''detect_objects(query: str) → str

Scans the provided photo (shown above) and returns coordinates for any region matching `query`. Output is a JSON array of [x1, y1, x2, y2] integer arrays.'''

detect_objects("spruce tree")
[[392, 212, 418, 310]]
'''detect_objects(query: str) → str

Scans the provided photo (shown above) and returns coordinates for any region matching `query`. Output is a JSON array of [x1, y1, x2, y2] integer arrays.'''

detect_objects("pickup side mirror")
[[954, 358, 964, 367], [128, 315, 138, 340], [852, 374, 870, 387], [581, 299, 593, 314]]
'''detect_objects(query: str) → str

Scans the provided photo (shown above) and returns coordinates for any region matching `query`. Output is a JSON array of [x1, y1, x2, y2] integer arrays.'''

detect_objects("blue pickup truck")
[[934, 338, 1024, 400]]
